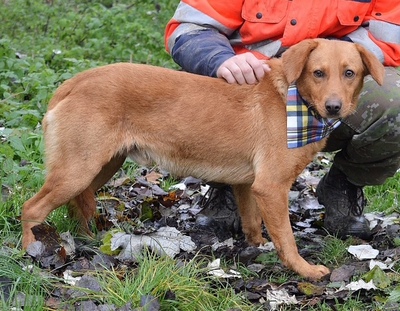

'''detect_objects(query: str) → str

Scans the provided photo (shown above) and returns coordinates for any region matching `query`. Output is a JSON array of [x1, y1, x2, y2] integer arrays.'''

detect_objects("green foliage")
[[363, 265, 391, 289], [0, 127, 44, 187], [388, 286, 400, 304], [0, 0, 177, 191], [160, 175, 181, 191], [365, 174, 400, 213], [99, 229, 123, 256]]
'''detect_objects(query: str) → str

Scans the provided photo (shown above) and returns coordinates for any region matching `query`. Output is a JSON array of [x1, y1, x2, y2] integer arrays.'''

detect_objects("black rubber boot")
[[198, 183, 241, 238], [316, 165, 372, 240]]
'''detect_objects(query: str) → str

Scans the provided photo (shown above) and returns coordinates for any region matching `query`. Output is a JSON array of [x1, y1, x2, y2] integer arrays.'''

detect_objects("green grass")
[[91, 253, 255, 310], [365, 175, 400, 213], [304, 298, 366, 311], [0, 253, 56, 310], [318, 236, 353, 267]]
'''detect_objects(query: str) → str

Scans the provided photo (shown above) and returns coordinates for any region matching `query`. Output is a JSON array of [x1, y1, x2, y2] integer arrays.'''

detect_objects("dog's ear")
[[281, 39, 320, 84], [355, 44, 385, 86]]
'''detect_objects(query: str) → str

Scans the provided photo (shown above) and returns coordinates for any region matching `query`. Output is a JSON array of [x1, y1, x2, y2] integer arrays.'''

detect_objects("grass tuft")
[[318, 236, 353, 266], [85, 252, 255, 310]]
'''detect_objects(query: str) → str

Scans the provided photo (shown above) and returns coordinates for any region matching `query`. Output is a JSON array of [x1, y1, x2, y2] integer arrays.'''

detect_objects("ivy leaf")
[[99, 229, 123, 256], [363, 265, 390, 289]]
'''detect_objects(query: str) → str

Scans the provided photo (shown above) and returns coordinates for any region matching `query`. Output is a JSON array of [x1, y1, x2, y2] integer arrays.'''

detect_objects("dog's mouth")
[[309, 105, 342, 122], [317, 109, 343, 120], [299, 92, 346, 120], [304, 100, 345, 120]]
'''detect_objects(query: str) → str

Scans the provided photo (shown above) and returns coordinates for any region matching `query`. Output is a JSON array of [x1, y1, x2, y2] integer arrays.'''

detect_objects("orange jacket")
[[165, 0, 400, 76]]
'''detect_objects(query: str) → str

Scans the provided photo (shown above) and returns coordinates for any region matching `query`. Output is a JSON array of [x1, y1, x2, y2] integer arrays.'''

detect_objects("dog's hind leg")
[[67, 154, 126, 236], [90, 154, 126, 191], [232, 184, 266, 246], [21, 150, 125, 249], [21, 175, 90, 248]]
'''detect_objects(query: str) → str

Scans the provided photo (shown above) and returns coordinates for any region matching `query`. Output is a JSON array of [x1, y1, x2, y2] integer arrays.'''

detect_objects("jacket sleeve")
[[165, 0, 244, 76], [169, 29, 235, 77], [344, 4, 400, 67]]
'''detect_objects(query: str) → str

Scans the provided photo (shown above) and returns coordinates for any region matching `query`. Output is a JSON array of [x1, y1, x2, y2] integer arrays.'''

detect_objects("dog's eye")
[[313, 70, 324, 78], [344, 69, 355, 78]]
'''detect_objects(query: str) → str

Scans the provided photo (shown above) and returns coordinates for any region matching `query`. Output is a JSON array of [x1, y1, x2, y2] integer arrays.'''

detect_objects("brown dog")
[[21, 39, 384, 280]]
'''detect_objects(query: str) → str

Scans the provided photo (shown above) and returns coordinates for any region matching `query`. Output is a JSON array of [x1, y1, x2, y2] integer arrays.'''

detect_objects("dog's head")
[[281, 38, 385, 119]]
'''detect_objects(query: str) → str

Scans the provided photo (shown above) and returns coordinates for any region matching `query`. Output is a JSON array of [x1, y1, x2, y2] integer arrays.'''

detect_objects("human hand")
[[216, 52, 271, 85]]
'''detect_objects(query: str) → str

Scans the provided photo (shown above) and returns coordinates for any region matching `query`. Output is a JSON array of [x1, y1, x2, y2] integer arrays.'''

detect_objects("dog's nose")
[[325, 99, 342, 115]]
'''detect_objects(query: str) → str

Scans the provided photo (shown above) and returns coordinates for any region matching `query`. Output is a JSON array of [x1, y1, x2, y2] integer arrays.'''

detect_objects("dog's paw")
[[246, 236, 267, 247], [306, 264, 330, 280], [22, 234, 36, 250]]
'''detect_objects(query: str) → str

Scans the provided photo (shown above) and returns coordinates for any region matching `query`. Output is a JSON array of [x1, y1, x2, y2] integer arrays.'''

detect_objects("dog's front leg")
[[251, 181, 330, 280]]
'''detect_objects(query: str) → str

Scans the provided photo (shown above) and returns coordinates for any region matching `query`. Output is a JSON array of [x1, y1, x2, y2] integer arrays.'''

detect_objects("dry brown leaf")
[[144, 171, 164, 184]]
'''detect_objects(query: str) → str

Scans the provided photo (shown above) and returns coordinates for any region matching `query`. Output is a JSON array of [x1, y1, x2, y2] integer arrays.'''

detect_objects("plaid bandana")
[[287, 86, 342, 149]]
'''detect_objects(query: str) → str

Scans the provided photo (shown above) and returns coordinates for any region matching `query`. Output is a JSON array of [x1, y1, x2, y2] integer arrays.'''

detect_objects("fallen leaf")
[[26, 241, 46, 258], [76, 274, 102, 292], [144, 171, 163, 184], [207, 258, 242, 279], [267, 289, 298, 310], [140, 294, 161, 311], [0, 277, 12, 301], [169, 182, 186, 191], [150, 184, 169, 196], [330, 265, 356, 282], [75, 301, 98, 310], [211, 238, 234, 251], [369, 259, 392, 270], [63, 269, 81, 286], [60, 231, 76, 256], [258, 241, 275, 251], [364, 212, 399, 230], [99, 229, 123, 256], [45, 297, 63, 309], [109, 226, 196, 261], [388, 286, 400, 303], [109, 176, 131, 187], [247, 263, 265, 273], [31, 223, 61, 256], [347, 245, 379, 260], [363, 265, 391, 289], [298, 282, 325, 296], [342, 279, 377, 291], [160, 190, 180, 207]]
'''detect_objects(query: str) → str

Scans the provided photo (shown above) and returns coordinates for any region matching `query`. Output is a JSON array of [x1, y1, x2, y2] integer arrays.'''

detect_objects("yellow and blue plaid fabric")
[[287, 86, 342, 149]]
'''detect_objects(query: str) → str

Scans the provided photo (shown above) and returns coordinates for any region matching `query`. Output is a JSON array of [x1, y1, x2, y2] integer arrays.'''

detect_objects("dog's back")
[[43, 61, 288, 183]]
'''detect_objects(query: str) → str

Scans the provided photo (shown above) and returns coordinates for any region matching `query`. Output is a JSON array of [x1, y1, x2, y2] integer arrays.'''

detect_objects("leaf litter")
[[9, 159, 400, 310]]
